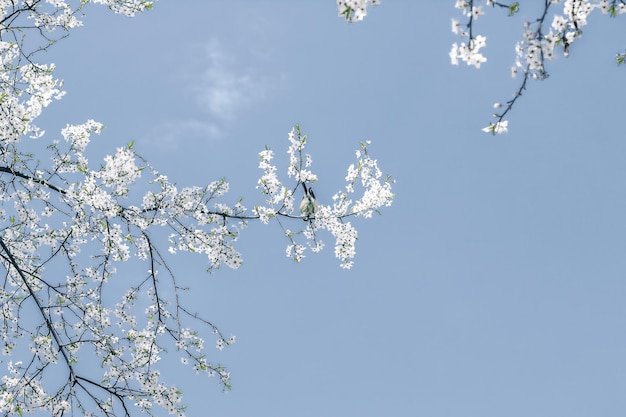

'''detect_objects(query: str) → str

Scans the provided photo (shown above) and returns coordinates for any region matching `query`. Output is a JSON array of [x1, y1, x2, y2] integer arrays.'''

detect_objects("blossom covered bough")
[[338, 0, 626, 133], [0, 1, 394, 416], [447, 0, 626, 134]]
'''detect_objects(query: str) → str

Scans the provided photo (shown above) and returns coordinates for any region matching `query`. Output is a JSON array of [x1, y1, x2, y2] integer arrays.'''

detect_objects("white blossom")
[[336, 0, 380, 22], [482, 120, 509, 135]]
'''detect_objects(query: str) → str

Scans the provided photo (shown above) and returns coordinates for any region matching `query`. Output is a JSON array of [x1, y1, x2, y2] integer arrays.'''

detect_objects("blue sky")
[[34, 1, 626, 416]]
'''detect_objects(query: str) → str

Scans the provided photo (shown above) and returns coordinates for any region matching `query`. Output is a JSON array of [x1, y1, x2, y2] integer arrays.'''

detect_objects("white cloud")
[[143, 37, 277, 150], [194, 38, 267, 122]]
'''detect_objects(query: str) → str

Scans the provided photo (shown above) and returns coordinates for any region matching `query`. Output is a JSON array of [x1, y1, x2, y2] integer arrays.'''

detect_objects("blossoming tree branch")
[[342, 0, 626, 133], [0, 1, 394, 416], [449, 0, 626, 134]]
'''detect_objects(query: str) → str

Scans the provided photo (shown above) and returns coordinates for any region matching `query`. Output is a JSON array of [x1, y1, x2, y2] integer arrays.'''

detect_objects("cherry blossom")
[[336, 0, 380, 22], [482, 120, 509, 135]]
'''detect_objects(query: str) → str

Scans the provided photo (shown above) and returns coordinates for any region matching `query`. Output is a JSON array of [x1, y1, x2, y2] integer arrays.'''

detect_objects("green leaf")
[[509, 2, 519, 16]]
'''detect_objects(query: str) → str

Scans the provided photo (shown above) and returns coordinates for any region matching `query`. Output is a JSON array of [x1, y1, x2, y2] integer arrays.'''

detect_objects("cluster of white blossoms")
[[256, 125, 394, 269], [447, 0, 626, 134], [449, 35, 487, 68], [91, 0, 154, 16], [0, 2, 394, 415], [449, 1, 488, 69], [336, 0, 380, 22]]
